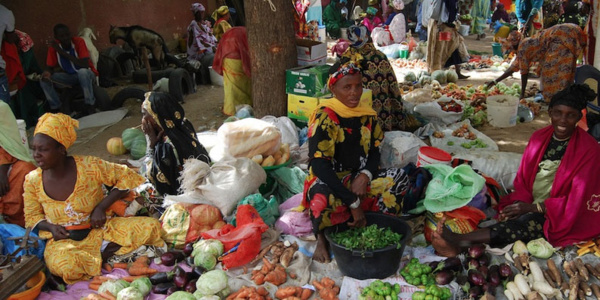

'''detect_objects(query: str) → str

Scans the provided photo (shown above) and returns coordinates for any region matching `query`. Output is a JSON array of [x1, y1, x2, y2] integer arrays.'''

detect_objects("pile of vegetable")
[[412, 284, 453, 300], [438, 99, 463, 113], [251, 240, 298, 268], [452, 124, 477, 140], [330, 224, 403, 251], [274, 285, 314, 300], [312, 277, 341, 300], [251, 258, 288, 286], [360, 279, 401, 300], [226, 286, 270, 300], [121, 128, 147, 160], [488, 82, 522, 98], [401, 258, 436, 286]]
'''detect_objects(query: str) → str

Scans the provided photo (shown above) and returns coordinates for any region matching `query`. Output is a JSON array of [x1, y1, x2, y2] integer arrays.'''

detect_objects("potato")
[[273, 151, 282, 162], [276, 152, 289, 166], [251, 155, 263, 165], [261, 155, 275, 167]]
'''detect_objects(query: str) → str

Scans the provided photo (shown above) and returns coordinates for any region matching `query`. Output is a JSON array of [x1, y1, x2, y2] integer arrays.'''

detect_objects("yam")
[[276, 152, 289, 166], [252, 155, 263, 165], [262, 155, 275, 167]]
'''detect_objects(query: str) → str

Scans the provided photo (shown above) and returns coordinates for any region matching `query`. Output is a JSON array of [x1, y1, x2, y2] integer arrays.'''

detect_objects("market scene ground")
[[2, 0, 600, 300]]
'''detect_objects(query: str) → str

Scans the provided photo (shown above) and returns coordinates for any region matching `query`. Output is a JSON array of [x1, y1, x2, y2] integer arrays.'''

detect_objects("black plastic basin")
[[324, 212, 412, 280]]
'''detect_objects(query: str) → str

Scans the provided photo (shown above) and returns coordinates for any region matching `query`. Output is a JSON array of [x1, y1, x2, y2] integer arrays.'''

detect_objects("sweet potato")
[[300, 288, 313, 300], [275, 287, 297, 299], [321, 277, 335, 289]]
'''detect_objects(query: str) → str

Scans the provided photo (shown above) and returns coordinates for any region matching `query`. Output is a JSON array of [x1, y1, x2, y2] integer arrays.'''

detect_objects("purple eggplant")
[[185, 256, 195, 267], [477, 254, 490, 267], [468, 244, 486, 259], [464, 258, 480, 270], [469, 285, 483, 298], [152, 282, 176, 294], [498, 263, 513, 279], [167, 286, 179, 295], [161, 252, 177, 266], [468, 269, 486, 286], [488, 265, 499, 275], [192, 266, 204, 279], [435, 269, 455, 285], [174, 272, 189, 288], [488, 268, 501, 286], [183, 242, 194, 256], [173, 266, 186, 278], [149, 271, 175, 285], [185, 279, 198, 293], [441, 257, 463, 272], [429, 261, 440, 270], [477, 265, 489, 279]]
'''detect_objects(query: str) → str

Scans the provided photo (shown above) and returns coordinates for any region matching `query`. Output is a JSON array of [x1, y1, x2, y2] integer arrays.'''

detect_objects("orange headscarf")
[[34, 113, 79, 149]]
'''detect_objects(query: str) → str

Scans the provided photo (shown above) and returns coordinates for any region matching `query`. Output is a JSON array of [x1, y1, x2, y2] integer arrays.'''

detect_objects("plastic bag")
[[414, 96, 464, 125], [275, 194, 313, 237], [230, 194, 279, 226], [217, 118, 281, 158], [159, 203, 190, 249], [0, 224, 45, 259], [376, 43, 401, 59], [452, 150, 521, 190], [261, 115, 300, 147], [269, 166, 307, 203], [380, 131, 427, 168], [422, 164, 486, 213], [423, 206, 486, 242]]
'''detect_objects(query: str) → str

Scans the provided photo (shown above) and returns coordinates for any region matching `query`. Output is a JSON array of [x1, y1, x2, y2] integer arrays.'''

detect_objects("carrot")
[[112, 263, 128, 270], [103, 263, 113, 272], [300, 288, 313, 300], [321, 277, 335, 289], [275, 286, 297, 299], [253, 273, 266, 285], [122, 275, 146, 282], [84, 294, 105, 300], [263, 257, 274, 272], [257, 286, 269, 296], [100, 291, 117, 300], [65, 224, 92, 230], [312, 280, 325, 291], [226, 289, 242, 300], [128, 255, 157, 276], [88, 282, 102, 291]]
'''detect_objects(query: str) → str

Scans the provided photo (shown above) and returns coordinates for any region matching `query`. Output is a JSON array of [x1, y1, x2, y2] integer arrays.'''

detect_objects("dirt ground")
[[66, 32, 548, 163]]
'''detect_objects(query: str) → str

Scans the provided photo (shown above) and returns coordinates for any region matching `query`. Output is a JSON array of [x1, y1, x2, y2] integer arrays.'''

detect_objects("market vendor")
[[302, 62, 429, 263], [361, 7, 383, 32], [188, 3, 218, 85], [24, 113, 166, 283], [486, 23, 586, 102], [432, 84, 600, 257], [212, 6, 232, 41], [141, 92, 210, 196], [323, 0, 350, 39]]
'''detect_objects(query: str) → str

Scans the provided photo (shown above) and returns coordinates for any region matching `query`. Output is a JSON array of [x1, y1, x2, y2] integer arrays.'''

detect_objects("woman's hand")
[[350, 173, 369, 198], [90, 206, 107, 229], [499, 201, 537, 220], [348, 207, 366, 228], [142, 118, 164, 149], [50, 224, 70, 241], [486, 80, 497, 90]]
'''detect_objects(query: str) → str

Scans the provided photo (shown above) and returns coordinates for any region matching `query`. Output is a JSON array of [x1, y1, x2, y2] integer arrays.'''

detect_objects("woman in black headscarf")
[[141, 92, 210, 196]]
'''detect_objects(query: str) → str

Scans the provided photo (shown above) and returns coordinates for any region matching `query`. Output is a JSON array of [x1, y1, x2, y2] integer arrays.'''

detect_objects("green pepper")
[[412, 291, 426, 300], [410, 269, 421, 277], [380, 286, 391, 296], [425, 294, 434, 300], [394, 283, 401, 294]]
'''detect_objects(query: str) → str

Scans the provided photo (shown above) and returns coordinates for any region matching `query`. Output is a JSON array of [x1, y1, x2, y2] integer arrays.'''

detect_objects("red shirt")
[[46, 36, 98, 76]]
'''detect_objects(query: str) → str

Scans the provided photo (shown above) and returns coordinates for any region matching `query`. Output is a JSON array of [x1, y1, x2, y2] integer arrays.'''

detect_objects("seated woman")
[[361, 7, 383, 32], [0, 101, 36, 227], [141, 92, 210, 196], [24, 113, 165, 283], [188, 3, 218, 85], [432, 84, 600, 257], [302, 62, 427, 263], [212, 6, 232, 41]]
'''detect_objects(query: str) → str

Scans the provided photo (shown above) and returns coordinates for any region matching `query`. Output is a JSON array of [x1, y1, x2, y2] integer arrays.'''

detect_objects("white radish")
[[509, 281, 525, 300], [533, 281, 558, 296], [529, 261, 547, 284], [515, 274, 533, 296], [505, 289, 515, 300]]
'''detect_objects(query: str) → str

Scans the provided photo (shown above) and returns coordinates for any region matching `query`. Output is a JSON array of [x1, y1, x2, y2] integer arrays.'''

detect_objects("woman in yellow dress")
[[23, 113, 165, 284], [212, 6, 232, 41]]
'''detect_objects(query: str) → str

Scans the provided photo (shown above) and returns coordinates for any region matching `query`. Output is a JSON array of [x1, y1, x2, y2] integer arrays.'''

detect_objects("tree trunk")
[[246, 0, 298, 117]]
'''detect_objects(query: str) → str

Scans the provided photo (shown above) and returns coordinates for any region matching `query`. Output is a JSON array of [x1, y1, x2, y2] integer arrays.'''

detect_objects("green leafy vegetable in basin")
[[331, 224, 403, 250]]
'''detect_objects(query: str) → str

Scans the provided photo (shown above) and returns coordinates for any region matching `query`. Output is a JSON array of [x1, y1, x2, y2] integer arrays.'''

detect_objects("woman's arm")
[[311, 158, 357, 205], [90, 188, 129, 228]]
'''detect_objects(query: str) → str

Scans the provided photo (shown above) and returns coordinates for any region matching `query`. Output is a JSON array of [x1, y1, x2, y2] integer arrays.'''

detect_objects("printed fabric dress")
[[341, 44, 409, 131], [24, 156, 164, 284], [302, 107, 414, 233]]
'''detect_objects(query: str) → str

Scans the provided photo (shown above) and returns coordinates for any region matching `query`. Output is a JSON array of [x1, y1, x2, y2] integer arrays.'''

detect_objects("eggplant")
[[488, 265, 499, 275], [468, 244, 486, 259], [173, 266, 186, 278], [429, 261, 440, 270], [468, 269, 486, 286], [174, 272, 189, 288], [185, 256, 195, 267], [478, 265, 489, 279], [149, 271, 174, 285], [498, 263, 513, 278], [46, 273, 66, 292], [477, 254, 490, 267], [183, 242, 194, 256], [455, 274, 468, 286], [185, 279, 198, 293], [488, 268, 501, 286], [441, 257, 463, 272], [464, 258, 479, 270], [469, 285, 483, 298], [161, 251, 184, 266], [167, 286, 179, 295], [435, 269, 455, 285], [152, 282, 176, 294], [192, 266, 204, 278]]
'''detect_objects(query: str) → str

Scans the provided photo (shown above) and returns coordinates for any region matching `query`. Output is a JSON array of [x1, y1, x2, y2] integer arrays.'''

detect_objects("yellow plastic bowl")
[[8, 270, 46, 300]]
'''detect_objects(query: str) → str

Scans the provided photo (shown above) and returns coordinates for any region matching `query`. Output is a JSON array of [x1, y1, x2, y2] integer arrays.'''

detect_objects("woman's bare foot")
[[457, 73, 470, 79], [431, 217, 462, 257], [313, 232, 331, 263]]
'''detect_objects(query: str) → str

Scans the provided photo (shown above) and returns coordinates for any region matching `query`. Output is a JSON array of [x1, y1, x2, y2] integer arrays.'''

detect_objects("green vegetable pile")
[[412, 285, 452, 300], [359, 280, 401, 300], [461, 105, 487, 127], [401, 258, 435, 286], [330, 224, 402, 251], [460, 139, 487, 149]]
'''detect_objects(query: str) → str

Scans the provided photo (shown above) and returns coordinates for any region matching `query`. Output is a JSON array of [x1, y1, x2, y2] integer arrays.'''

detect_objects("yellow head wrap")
[[34, 113, 79, 149], [212, 6, 229, 20]]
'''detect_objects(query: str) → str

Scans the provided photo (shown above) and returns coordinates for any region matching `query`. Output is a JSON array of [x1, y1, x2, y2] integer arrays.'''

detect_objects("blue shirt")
[[515, 0, 543, 24]]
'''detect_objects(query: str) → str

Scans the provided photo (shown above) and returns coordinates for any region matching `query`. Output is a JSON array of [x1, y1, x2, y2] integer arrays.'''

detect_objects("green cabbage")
[[116, 287, 143, 300], [166, 291, 196, 300], [193, 239, 224, 257], [130, 277, 152, 296], [194, 293, 221, 300], [445, 70, 458, 83], [404, 71, 417, 82], [431, 70, 447, 84], [527, 238, 555, 259], [98, 279, 130, 297], [194, 251, 217, 270], [196, 270, 229, 297]]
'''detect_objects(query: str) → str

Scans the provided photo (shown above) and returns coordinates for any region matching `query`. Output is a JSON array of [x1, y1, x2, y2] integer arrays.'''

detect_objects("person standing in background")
[[471, 0, 491, 39], [0, 4, 16, 103]]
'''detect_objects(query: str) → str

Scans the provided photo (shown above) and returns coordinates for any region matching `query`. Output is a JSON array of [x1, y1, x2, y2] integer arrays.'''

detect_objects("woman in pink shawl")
[[431, 84, 600, 257]]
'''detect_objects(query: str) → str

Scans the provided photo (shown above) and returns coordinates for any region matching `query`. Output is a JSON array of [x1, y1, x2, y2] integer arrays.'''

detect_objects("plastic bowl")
[[8, 270, 46, 300], [324, 212, 412, 279]]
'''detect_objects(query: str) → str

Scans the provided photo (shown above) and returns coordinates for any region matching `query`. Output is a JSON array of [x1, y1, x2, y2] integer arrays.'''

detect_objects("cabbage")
[[194, 251, 217, 270], [404, 71, 417, 82], [431, 70, 447, 84], [527, 238, 555, 259], [117, 287, 143, 300], [196, 270, 229, 296], [166, 291, 197, 300], [130, 277, 152, 296], [419, 75, 432, 85], [512, 240, 528, 255], [98, 279, 130, 297], [193, 239, 224, 257], [194, 293, 220, 300], [445, 70, 458, 83]]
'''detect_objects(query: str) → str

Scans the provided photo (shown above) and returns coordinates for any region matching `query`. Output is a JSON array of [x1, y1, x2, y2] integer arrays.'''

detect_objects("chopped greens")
[[330, 224, 402, 251]]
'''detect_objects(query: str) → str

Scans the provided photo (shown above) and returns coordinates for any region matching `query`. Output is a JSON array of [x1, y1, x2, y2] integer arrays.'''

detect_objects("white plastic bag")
[[414, 96, 464, 125], [380, 131, 426, 168], [217, 118, 282, 158], [261, 115, 300, 146], [165, 157, 267, 217], [401, 87, 434, 112]]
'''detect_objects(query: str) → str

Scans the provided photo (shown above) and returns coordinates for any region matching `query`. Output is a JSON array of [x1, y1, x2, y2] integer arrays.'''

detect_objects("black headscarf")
[[145, 92, 210, 195], [549, 83, 596, 111]]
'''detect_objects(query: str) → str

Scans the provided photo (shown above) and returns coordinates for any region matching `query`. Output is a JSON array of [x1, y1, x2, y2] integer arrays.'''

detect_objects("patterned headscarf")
[[191, 3, 205, 13], [502, 30, 522, 52], [393, 0, 405, 10], [34, 113, 79, 149], [347, 25, 369, 48], [366, 6, 379, 15], [327, 61, 361, 89], [212, 6, 229, 21]]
